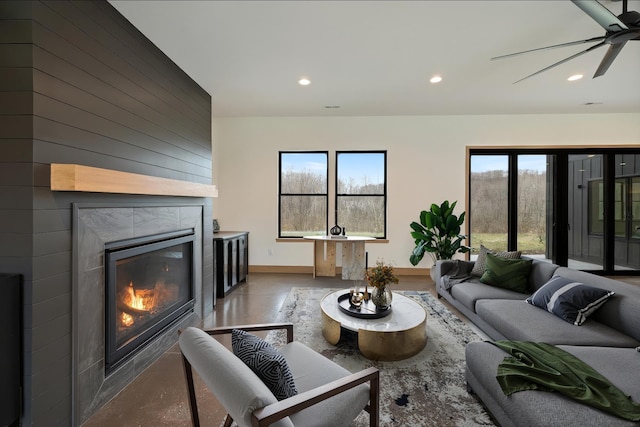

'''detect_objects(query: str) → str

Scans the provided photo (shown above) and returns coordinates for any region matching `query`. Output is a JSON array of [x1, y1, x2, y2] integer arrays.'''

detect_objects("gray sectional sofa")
[[433, 257, 640, 426]]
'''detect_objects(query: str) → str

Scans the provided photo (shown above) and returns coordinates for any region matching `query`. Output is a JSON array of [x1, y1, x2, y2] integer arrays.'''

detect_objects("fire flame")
[[121, 312, 134, 327], [119, 280, 178, 328], [123, 281, 155, 311]]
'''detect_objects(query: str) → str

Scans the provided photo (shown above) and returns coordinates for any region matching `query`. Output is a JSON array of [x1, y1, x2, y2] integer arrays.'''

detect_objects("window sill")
[[276, 237, 389, 243]]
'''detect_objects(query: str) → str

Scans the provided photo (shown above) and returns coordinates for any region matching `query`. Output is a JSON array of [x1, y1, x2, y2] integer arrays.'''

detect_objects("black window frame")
[[335, 150, 388, 239], [278, 151, 329, 238], [468, 147, 640, 275]]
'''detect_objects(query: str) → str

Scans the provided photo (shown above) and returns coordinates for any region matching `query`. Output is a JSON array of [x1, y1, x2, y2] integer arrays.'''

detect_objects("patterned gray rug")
[[268, 288, 495, 427]]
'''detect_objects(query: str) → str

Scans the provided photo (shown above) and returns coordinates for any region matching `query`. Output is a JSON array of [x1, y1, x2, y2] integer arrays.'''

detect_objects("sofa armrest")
[[434, 260, 474, 278], [433, 260, 475, 294]]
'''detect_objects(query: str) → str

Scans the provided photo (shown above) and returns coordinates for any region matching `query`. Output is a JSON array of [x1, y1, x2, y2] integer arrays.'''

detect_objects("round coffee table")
[[320, 289, 427, 361]]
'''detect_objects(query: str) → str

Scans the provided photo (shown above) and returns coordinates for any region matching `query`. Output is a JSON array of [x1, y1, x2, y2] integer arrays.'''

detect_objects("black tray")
[[337, 292, 391, 319]]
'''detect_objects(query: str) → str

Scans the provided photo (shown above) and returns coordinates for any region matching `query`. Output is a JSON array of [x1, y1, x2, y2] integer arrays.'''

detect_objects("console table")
[[213, 231, 249, 298], [303, 236, 375, 280]]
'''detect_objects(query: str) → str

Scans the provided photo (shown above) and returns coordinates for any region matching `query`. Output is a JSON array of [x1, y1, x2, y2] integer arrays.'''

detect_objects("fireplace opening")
[[105, 229, 195, 374]]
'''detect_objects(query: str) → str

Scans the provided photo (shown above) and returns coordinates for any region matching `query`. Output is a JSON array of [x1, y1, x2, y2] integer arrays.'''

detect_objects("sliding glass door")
[[469, 153, 552, 262], [468, 148, 639, 275], [517, 155, 549, 261], [567, 154, 604, 270], [613, 154, 640, 271], [469, 155, 508, 254]]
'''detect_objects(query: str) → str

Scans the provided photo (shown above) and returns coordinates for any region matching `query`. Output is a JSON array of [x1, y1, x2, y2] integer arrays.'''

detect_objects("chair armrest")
[[202, 323, 294, 343], [252, 367, 380, 427]]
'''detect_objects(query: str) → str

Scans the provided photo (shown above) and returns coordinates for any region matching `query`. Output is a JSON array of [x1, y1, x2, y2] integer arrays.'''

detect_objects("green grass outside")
[[470, 233, 545, 255]]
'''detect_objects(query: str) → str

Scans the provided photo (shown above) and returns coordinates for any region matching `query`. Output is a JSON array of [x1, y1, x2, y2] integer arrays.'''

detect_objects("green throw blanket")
[[490, 341, 640, 421]]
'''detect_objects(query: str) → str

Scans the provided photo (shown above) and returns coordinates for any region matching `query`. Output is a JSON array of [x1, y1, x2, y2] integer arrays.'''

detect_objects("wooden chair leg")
[[223, 414, 233, 427], [369, 372, 380, 427], [181, 354, 201, 427]]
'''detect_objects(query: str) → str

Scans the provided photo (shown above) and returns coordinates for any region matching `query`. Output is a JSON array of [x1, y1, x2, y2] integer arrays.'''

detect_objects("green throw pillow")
[[480, 253, 532, 293]]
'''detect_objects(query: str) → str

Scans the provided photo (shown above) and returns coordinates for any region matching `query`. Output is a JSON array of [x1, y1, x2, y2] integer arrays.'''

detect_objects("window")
[[588, 180, 604, 235], [469, 154, 548, 256], [278, 151, 387, 238], [469, 155, 509, 252], [468, 148, 640, 274], [336, 151, 387, 238], [279, 152, 328, 237], [632, 177, 640, 239], [590, 175, 640, 239]]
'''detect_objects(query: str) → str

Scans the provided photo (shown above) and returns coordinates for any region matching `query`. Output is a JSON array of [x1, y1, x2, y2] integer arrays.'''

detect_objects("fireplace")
[[104, 229, 195, 373]]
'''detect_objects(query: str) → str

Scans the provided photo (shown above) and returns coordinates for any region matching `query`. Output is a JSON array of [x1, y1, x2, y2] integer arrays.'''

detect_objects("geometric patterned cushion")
[[479, 253, 533, 293], [231, 329, 298, 400], [470, 244, 522, 277], [525, 276, 615, 326]]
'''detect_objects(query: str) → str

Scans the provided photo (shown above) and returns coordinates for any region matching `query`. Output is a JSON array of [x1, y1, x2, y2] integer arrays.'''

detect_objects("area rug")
[[266, 288, 495, 427]]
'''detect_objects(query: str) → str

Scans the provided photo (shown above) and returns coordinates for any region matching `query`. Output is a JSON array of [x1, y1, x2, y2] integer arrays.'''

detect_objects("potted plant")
[[365, 259, 399, 309], [409, 200, 470, 270]]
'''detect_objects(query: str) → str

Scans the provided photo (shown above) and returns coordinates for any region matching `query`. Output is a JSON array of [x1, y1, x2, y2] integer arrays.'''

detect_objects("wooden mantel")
[[50, 164, 218, 198]]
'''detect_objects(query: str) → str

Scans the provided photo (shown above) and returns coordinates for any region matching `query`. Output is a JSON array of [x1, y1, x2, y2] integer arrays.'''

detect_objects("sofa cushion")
[[475, 299, 640, 347], [232, 329, 298, 401], [450, 279, 527, 313], [554, 268, 640, 342], [470, 245, 522, 277], [480, 253, 532, 293], [527, 259, 560, 292], [526, 275, 615, 325], [280, 341, 371, 427]]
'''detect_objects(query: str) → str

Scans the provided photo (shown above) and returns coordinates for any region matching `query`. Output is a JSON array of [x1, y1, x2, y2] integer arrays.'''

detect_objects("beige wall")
[[212, 113, 640, 270]]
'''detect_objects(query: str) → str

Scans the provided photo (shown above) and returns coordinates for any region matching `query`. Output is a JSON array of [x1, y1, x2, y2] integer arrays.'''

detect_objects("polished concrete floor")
[[82, 273, 439, 427], [81, 272, 640, 427]]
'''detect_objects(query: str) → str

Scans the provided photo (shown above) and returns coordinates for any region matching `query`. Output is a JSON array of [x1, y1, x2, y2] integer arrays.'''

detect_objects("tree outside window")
[[336, 151, 386, 238], [279, 152, 328, 237]]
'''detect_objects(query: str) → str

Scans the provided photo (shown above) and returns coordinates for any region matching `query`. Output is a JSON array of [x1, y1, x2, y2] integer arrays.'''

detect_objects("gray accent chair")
[[179, 323, 379, 427]]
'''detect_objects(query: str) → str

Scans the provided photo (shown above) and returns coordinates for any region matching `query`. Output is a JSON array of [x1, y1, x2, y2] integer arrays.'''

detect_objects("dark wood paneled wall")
[[0, 1, 214, 425]]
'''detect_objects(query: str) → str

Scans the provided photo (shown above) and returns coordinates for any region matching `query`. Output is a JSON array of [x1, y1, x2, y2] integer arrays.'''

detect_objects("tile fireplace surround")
[[73, 203, 203, 424]]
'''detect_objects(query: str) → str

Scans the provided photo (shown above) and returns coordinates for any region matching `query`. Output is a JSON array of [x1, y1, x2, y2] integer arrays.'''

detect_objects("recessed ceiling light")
[[298, 78, 311, 86], [430, 75, 442, 84], [567, 74, 583, 81]]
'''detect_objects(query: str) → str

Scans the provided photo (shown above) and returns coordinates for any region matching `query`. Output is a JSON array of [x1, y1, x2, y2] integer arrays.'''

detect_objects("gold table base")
[[321, 309, 427, 361]]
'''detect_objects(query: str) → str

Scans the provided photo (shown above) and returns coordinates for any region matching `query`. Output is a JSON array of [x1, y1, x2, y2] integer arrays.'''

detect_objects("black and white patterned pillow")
[[231, 329, 297, 400], [470, 245, 522, 277], [525, 275, 614, 326]]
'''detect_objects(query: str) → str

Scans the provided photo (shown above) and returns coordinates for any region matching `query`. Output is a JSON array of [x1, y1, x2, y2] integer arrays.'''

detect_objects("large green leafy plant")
[[409, 200, 470, 265]]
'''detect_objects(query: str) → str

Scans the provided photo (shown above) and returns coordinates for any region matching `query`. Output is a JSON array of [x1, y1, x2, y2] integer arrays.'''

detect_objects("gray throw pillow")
[[470, 244, 522, 277], [231, 329, 298, 400], [525, 275, 614, 326]]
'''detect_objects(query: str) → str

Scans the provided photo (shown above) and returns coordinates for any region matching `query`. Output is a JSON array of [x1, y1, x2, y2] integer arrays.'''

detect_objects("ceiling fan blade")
[[513, 41, 606, 83], [491, 36, 605, 60], [571, 0, 629, 32], [593, 41, 627, 77]]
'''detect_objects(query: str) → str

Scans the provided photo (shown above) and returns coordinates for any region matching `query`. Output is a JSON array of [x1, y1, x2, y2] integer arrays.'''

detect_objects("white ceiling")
[[109, 0, 640, 117]]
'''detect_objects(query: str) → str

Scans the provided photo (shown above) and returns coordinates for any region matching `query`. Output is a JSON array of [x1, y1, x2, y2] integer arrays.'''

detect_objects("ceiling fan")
[[492, 0, 640, 83]]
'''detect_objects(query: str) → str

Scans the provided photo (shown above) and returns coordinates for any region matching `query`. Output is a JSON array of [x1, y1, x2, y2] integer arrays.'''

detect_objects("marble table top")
[[320, 289, 427, 333]]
